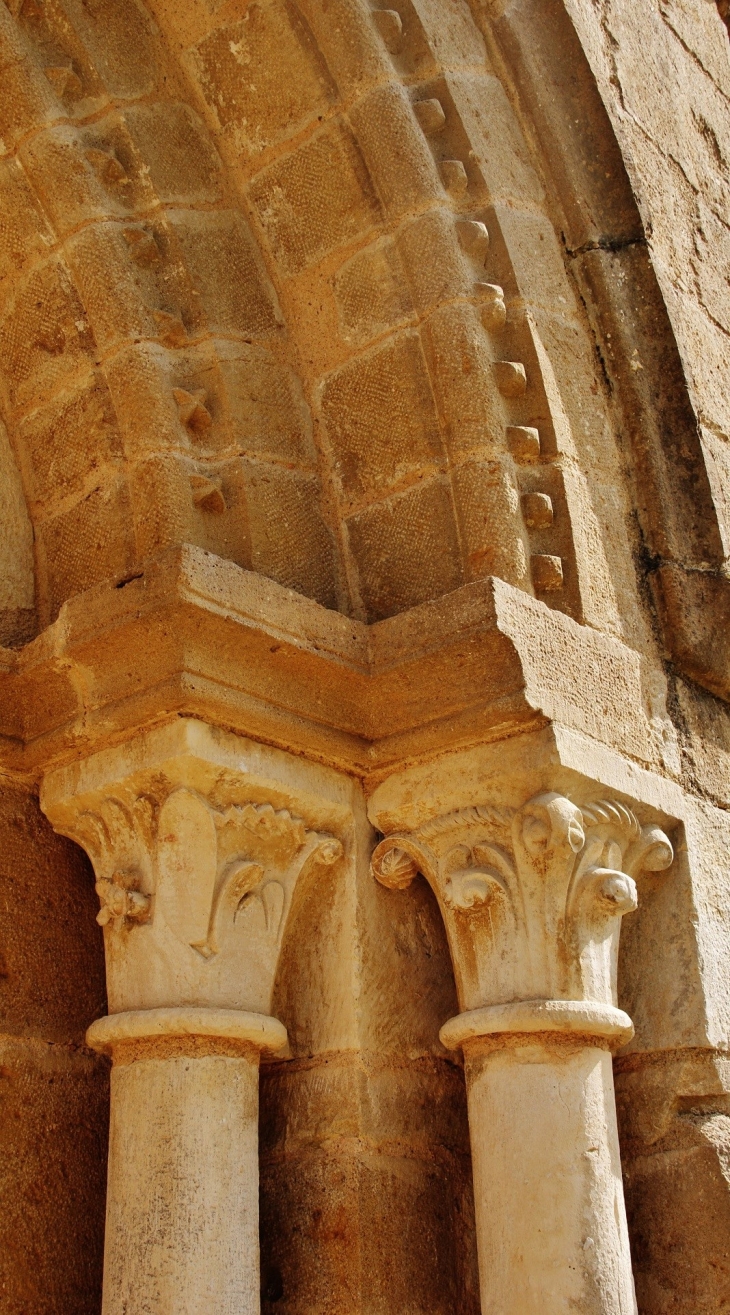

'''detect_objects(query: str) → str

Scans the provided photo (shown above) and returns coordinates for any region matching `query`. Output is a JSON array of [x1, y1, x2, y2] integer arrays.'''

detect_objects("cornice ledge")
[[0, 545, 658, 779]]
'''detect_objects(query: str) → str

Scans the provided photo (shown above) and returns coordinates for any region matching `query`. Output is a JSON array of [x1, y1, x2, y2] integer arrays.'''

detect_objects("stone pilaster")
[[41, 720, 344, 1315], [372, 789, 673, 1315]]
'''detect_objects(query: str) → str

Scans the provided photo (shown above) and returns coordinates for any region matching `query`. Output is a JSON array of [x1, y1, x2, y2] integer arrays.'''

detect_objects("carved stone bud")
[[372, 8, 403, 51], [522, 492, 553, 529], [413, 98, 446, 134], [477, 283, 507, 332], [153, 310, 188, 347], [123, 227, 160, 266], [494, 360, 527, 397], [441, 159, 469, 196], [85, 148, 128, 185], [174, 388, 213, 435], [456, 219, 490, 261], [507, 426, 541, 463], [45, 65, 82, 100], [531, 553, 564, 591], [595, 870, 638, 914], [190, 475, 226, 514]]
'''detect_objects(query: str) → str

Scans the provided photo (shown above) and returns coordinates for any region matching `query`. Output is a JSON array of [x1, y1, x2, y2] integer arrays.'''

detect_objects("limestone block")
[[260, 786, 479, 1315], [217, 343, 317, 466], [168, 209, 282, 340], [396, 208, 470, 311], [333, 236, 414, 345], [123, 102, 223, 205], [18, 123, 124, 236], [18, 375, 124, 512], [350, 81, 444, 217], [320, 329, 444, 507], [64, 221, 165, 353], [408, 0, 489, 68], [0, 157, 55, 283], [453, 458, 530, 588], [0, 545, 673, 777], [444, 71, 545, 207], [346, 478, 462, 620], [241, 460, 337, 607], [57, 0, 161, 98], [37, 477, 136, 622], [676, 677, 730, 807], [0, 1038, 107, 1315], [0, 257, 96, 410], [130, 452, 253, 569], [615, 1050, 730, 1313], [0, 417, 34, 645], [193, 3, 335, 158], [295, 0, 393, 96], [261, 1149, 477, 1315], [103, 342, 199, 461], [491, 202, 580, 316], [249, 123, 381, 274], [0, 7, 63, 150], [0, 782, 107, 1315], [422, 302, 506, 458]]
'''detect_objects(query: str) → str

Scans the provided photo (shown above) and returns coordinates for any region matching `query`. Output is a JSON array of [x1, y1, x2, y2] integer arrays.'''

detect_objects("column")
[[372, 791, 673, 1315], [41, 720, 343, 1315]]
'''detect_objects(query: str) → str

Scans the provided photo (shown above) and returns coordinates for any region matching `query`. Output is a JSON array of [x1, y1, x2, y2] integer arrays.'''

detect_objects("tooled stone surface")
[[372, 792, 673, 1013], [0, 0, 644, 635]]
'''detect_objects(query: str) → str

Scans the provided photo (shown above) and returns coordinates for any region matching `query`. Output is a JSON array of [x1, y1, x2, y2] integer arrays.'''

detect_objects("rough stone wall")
[[0, 782, 108, 1315], [261, 818, 479, 1315]]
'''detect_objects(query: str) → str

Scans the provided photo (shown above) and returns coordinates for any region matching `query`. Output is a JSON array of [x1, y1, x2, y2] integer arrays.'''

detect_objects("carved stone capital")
[[372, 793, 673, 1022], [41, 721, 344, 1019]]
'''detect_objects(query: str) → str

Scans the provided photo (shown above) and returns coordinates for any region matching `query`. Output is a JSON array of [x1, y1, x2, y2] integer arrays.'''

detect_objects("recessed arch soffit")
[[0, 0, 640, 645]]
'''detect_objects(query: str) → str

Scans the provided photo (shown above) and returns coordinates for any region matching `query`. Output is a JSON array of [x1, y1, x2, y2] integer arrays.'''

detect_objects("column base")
[[87, 1007, 289, 1056], [440, 999, 634, 1049]]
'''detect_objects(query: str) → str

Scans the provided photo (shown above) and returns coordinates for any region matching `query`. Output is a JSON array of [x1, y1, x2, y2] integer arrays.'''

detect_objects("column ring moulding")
[[371, 790, 674, 1315], [40, 719, 346, 1315]]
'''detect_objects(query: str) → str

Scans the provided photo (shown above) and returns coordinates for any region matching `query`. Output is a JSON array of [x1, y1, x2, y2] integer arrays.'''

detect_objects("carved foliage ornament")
[[371, 793, 673, 1012], [71, 789, 343, 980]]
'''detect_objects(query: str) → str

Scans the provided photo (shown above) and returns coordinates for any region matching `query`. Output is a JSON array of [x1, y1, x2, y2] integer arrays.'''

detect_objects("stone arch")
[[1, 0, 650, 641]]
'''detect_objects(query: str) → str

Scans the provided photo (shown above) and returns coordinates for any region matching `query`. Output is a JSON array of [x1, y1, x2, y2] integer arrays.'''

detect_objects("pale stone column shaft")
[[372, 791, 674, 1315], [41, 721, 344, 1315], [464, 1035, 633, 1314], [104, 1041, 260, 1315]]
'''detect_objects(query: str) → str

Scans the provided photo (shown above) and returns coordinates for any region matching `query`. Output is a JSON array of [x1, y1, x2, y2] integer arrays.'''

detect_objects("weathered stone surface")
[[0, 0, 729, 1311]]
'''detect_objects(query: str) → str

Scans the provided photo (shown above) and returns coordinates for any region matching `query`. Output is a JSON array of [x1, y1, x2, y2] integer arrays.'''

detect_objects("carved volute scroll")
[[41, 726, 344, 1017], [371, 793, 673, 1015]]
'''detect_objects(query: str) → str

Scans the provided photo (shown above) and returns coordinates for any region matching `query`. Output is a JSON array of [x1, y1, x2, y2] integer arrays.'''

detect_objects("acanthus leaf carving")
[[372, 792, 673, 1014], [60, 780, 344, 1015]]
